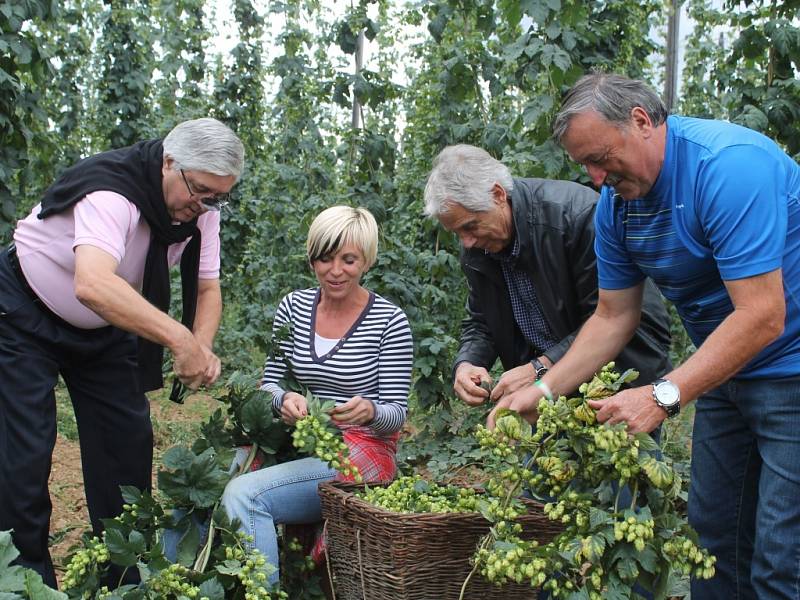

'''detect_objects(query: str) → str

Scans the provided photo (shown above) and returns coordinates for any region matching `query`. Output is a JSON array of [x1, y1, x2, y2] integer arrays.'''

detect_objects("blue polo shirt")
[[595, 115, 800, 378]]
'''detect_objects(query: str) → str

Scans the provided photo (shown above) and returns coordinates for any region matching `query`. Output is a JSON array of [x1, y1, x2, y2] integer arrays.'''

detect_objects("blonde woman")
[[222, 205, 413, 583]]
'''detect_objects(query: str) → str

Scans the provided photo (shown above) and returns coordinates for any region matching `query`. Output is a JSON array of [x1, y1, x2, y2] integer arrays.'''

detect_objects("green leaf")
[[531, 139, 565, 177], [21, 570, 65, 599], [428, 13, 448, 42], [605, 574, 631, 600], [197, 577, 225, 600], [240, 394, 275, 437], [495, 411, 531, 440], [616, 368, 640, 387], [214, 559, 242, 576], [175, 521, 201, 567], [616, 556, 639, 581], [120, 486, 143, 506], [733, 104, 769, 132], [541, 44, 571, 71], [521, 0, 551, 23], [364, 18, 379, 41], [641, 456, 674, 489], [105, 529, 141, 567], [492, 540, 518, 552], [766, 20, 796, 56], [0, 533, 58, 598], [158, 448, 229, 509], [498, 0, 522, 29], [585, 533, 606, 561], [589, 507, 613, 529], [522, 95, 554, 127], [634, 544, 659, 574], [0, 531, 19, 570], [633, 432, 659, 452], [413, 479, 431, 494], [565, 588, 590, 600], [161, 447, 195, 470]]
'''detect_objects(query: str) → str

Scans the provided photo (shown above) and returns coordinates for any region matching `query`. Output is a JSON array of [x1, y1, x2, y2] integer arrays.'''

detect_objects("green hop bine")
[[291, 392, 362, 483], [465, 362, 716, 599], [356, 475, 480, 514]]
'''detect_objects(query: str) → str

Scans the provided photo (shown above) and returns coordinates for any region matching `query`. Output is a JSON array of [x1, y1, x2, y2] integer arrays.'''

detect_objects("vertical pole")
[[351, 30, 365, 130], [664, 0, 683, 111]]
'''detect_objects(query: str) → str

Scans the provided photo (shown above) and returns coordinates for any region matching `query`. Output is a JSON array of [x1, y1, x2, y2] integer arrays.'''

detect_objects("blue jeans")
[[221, 456, 336, 584], [689, 377, 800, 600]]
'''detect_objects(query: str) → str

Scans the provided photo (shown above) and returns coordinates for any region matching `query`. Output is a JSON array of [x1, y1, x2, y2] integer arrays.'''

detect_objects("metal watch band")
[[652, 378, 681, 418]]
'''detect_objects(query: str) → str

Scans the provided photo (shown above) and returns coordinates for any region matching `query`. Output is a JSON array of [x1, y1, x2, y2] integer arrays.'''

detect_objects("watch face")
[[655, 381, 680, 406]]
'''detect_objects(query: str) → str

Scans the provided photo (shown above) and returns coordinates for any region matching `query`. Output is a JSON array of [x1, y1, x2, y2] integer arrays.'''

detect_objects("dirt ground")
[[48, 433, 88, 578], [47, 392, 215, 583]]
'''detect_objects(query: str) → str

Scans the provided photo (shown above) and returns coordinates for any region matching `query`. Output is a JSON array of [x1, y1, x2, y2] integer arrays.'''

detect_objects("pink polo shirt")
[[13, 191, 221, 329]]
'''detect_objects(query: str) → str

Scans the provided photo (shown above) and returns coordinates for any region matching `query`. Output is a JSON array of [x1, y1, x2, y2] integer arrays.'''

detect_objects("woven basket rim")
[[319, 480, 549, 524]]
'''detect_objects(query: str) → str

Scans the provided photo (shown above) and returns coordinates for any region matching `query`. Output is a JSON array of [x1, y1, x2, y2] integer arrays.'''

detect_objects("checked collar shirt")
[[490, 233, 556, 357]]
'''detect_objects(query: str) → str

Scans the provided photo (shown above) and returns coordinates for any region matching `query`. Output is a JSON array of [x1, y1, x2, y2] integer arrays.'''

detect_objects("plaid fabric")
[[336, 428, 399, 483], [492, 235, 556, 355], [311, 428, 399, 562]]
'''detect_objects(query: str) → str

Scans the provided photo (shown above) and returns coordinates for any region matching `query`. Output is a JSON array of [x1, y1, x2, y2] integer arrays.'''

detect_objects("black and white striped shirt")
[[262, 288, 413, 435]]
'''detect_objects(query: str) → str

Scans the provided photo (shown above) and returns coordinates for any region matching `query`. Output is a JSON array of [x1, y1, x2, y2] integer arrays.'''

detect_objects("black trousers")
[[0, 248, 152, 587]]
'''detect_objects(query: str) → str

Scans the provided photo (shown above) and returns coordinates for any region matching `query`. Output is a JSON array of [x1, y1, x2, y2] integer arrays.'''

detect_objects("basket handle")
[[322, 519, 336, 600], [356, 528, 367, 600]]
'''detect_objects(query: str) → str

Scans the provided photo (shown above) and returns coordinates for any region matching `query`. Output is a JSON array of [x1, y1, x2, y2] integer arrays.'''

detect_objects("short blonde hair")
[[307, 205, 379, 268]]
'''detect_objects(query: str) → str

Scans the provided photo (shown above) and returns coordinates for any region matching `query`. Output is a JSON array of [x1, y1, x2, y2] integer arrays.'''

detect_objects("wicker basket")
[[318, 481, 562, 600]]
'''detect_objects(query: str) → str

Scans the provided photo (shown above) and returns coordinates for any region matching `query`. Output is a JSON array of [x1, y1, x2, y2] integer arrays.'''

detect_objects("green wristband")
[[534, 379, 554, 402]]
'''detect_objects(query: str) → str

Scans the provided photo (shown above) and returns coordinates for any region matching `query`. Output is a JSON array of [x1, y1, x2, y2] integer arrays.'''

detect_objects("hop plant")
[[465, 363, 716, 599], [358, 475, 480, 514], [291, 392, 361, 482], [144, 563, 201, 597], [61, 536, 109, 591]]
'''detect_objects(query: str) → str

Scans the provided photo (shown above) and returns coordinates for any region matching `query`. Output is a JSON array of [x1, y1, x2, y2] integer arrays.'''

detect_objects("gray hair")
[[552, 73, 668, 142], [163, 118, 245, 181], [423, 144, 514, 218]]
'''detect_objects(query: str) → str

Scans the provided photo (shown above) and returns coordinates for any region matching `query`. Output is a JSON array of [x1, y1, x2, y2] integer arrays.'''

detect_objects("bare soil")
[[49, 433, 89, 577], [48, 392, 216, 583]]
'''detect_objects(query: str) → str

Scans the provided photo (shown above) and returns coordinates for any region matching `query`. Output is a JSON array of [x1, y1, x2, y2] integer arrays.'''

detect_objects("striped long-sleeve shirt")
[[262, 288, 413, 435]]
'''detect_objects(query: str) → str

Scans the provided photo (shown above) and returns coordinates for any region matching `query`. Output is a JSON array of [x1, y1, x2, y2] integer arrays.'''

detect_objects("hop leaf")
[[641, 457, 674, 489], [495, 412, 530, 440]]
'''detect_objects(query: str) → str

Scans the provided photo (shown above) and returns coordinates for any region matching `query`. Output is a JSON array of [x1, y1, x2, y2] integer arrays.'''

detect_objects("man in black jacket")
[[423, 144, 671, 409]]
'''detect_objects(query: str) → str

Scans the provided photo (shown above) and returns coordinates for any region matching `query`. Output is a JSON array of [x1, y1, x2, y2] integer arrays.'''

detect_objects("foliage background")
[[1, 0, 798, 445]]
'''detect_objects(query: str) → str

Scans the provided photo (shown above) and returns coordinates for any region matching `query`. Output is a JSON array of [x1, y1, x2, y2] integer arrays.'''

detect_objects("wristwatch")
[[530, 357, 548, 381], [652, 378, 681, 417]]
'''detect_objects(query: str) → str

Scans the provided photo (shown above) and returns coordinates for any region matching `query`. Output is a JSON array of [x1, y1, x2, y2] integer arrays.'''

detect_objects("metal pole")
[[351, 30, 365, 130], [664, 0, 683, 111]]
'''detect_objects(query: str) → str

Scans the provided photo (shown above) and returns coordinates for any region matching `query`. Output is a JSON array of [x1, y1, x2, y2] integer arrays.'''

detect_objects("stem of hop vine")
[[194, 443, 260, 573]]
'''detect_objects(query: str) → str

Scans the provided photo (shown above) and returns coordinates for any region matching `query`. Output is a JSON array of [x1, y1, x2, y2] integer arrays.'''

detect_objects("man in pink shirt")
[[0, 117, 245, 586]]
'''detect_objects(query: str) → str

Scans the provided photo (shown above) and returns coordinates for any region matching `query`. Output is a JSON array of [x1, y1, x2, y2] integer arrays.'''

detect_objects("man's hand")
[[198, 343, 221, 386], [281, 392, 308, 425], [490, 362, 536, 402], [331, 396, 376, 426], [486, 384, 545, 429], [453, 362, 492, 406], [171, 330, 211, 390], [587, 385, 665, 434]]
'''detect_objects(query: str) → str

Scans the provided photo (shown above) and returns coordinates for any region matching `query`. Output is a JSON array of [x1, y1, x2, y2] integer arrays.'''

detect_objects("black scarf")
[[39, 139, 201, 392]]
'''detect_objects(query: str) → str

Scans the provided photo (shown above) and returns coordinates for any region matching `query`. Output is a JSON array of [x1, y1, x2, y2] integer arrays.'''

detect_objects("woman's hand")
[[330, 396, 375, 426], [281, 392, 308, 425]]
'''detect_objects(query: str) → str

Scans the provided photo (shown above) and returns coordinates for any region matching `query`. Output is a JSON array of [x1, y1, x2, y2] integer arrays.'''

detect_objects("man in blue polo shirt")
[[489, 73, 800, 599]]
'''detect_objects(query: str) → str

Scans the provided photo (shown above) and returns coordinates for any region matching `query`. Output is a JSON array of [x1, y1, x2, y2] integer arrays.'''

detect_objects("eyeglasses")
[[180, 169, 230, 211]]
